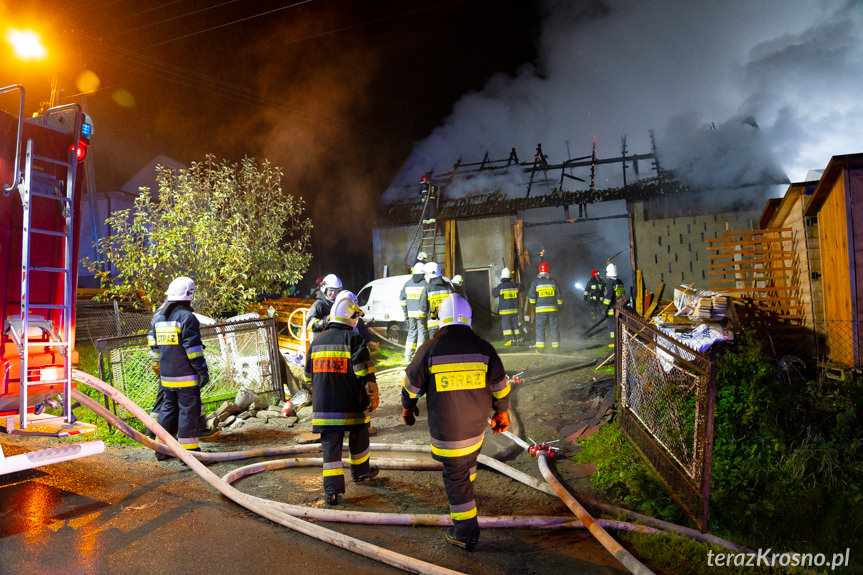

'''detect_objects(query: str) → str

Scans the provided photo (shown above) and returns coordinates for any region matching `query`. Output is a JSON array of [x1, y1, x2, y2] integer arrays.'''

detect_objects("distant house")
[[78, 155, 186, 287]]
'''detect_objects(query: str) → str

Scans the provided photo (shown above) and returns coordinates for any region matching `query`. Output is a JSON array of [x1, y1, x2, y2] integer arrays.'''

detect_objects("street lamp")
[[5, 27, 59, 109]]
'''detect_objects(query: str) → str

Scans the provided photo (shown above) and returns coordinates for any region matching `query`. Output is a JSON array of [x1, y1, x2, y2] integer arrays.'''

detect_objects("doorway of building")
[[463, 268, 493, 338]]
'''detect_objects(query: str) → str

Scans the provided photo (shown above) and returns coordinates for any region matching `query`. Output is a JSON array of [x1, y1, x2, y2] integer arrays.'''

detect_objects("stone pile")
[[206, 386, 299, 432]]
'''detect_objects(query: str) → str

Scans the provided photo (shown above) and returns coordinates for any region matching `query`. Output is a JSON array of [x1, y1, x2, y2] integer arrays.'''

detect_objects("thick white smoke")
[[384, 0, 862, 201]]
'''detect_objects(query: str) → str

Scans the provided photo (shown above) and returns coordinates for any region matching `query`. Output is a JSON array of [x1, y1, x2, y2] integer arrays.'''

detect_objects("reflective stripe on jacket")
[[400, 274, 428, 318], [402, 325, 509, 458], [148, 302, 208, 388], [528, 276, 563, 313], [492, 280, 520, 315]]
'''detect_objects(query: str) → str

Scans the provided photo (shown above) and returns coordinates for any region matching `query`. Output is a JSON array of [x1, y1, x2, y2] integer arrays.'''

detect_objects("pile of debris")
[[206, 387, 300, 432]]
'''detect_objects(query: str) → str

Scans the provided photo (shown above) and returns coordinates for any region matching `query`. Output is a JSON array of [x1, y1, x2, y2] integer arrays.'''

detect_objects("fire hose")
[[71, 369, 750, 573]]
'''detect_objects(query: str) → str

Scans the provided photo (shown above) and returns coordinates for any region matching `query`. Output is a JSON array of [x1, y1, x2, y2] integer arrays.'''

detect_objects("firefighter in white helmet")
[[304, 290, 379, 505], [419, 262, 453, 339], [306, 273, 343, 338], [147, 276, 211, 460], [399, 262, 427, 362], [602, 262, 626, 346], [402, 294, 511, 551], [492, 267, 521, 346]]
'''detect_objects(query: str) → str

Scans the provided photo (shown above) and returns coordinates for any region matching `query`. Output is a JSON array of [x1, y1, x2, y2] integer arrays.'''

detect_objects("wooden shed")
[[801, 153, 863, 366]]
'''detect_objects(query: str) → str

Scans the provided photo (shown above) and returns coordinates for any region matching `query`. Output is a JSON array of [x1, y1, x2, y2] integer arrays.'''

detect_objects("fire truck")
[[0, 84, 104, 474]]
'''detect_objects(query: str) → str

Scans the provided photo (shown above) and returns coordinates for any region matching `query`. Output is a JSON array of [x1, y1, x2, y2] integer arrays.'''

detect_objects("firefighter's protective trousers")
[[320, 427, 371, 495], [535, 311, 560, 351]]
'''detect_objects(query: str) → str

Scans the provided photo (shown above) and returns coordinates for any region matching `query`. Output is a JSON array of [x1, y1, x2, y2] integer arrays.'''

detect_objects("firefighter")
[[583, 269, 606, 320], [416, 251, 429, 265], [419, 175, 437, 225], [492, 267, 521, 346], [306, 274, 342, 337], [305, 291, 380, 505], [603, 263, 626, 346], [526, 262, 563, 353], [399, 262, 428, 362], [419, 262, 453, 339], [147, 276, 210, 460], [450, 274, 468, 301], [401, 294, 511, 551]]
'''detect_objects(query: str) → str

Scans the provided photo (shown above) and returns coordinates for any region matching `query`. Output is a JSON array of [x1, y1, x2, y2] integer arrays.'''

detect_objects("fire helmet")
[[501, 267, 511, 280], [165, 276, 196, 301], [592, 269, 599, 277], [411, 262, 425, 275], [606, 263, 619, 279], [424, 262, 442, 278], [451, 274, 464, 286], [416, 251, 428, 263], [438, 294, 472, 328], [539, 262, 550, 274], [329, 290, 363, 327], [321, 274, 343, 300]]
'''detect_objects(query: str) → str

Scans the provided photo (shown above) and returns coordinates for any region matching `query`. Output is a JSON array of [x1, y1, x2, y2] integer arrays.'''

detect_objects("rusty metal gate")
[[95, 317, 284, 418], [615, 310, 716, 532]]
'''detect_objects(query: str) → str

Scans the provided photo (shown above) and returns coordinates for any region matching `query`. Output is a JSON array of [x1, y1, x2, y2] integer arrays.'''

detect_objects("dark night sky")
[[3, 0, 862, 288], [1, 0, 541, 284]]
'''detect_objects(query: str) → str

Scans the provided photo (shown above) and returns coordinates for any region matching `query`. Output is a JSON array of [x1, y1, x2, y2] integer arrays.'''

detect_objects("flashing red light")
[[70, 140, 88, 161]]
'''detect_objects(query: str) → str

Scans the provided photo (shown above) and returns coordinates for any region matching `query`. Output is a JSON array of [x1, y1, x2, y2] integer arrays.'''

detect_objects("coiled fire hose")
[[71, 369, 749, 573]]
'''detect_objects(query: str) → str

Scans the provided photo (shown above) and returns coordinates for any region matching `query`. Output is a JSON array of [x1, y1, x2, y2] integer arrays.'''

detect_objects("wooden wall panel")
[[818, 176, 852, 363]]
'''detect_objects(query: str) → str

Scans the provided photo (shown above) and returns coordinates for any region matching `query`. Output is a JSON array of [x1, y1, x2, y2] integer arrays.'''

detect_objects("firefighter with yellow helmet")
[[305, 290, 379, 505], [401, 294, 511, 551]]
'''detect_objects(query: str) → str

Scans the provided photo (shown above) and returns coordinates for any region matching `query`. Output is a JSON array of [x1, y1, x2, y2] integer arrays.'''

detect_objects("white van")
[[356, 274, 410, 342]]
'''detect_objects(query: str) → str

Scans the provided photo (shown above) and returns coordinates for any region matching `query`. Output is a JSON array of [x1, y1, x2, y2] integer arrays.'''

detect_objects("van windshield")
[[357, 286, 371, 307]]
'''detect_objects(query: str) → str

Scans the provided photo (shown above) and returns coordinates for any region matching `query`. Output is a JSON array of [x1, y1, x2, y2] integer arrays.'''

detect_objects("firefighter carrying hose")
[[147, 276, 211, 460], [492, 267, 521, 346], [401, 294, 512, 551], [526, 262, 563, 353], [305, 291, 380, 506], [419, 262, 453, 339], [399, 262, 428, 362]]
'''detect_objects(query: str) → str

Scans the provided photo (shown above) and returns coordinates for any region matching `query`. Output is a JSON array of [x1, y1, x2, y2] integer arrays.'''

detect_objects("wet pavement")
[[0, 347, 635, 575]]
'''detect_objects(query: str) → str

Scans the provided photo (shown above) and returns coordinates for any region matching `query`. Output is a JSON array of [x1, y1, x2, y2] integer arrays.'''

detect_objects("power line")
[[109, 0, 246, 38], [140, 0, 315, 50]]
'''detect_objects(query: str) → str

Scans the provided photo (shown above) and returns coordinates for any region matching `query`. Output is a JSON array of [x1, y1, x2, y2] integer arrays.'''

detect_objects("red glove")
[[402, 406, 420, 426], [490, 411, 510, 434]]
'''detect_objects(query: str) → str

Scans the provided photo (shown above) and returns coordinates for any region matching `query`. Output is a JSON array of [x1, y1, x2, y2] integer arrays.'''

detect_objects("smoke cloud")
[[384, 0, 863, 201]]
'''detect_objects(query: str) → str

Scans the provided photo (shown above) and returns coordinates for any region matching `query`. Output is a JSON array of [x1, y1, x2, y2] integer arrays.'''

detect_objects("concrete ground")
[[0, 339, 651, 575]]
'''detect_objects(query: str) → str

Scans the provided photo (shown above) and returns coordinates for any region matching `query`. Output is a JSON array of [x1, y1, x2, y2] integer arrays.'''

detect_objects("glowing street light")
[[5, 28, 48, 61]]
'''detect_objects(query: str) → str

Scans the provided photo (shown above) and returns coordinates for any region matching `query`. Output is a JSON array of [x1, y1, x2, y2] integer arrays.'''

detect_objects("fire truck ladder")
[[6, 106, 83, 431], [0, 94, 102, 475]]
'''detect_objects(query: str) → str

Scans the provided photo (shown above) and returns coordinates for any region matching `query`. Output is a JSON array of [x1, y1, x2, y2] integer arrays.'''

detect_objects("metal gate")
[[615, 310, 716, 532], [95, 317, 283, 418]]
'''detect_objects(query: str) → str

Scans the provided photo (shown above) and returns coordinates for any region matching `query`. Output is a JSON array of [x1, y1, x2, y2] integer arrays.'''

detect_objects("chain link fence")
[[616, 310, 716, 532], [94, 317, 284, 418], [76, 300, 152, 343], [813, 320, 861, 368]]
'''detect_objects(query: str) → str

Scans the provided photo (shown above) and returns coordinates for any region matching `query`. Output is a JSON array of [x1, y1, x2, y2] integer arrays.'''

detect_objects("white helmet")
[[321, 274, 343, 300], [416, 251, 428, 262], [606, 263, 619, 279], [451, 274, 463, 286], [438, 294, 472, 328], [329, 290, 363, 327], [165, 276, 195, 301], [501, 267, 511, 280], [424, 262, 442, 278], [411, 262, 425, 275]]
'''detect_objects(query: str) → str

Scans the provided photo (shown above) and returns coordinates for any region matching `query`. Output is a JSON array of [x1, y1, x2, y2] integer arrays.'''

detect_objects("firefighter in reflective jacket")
[[603, 263, 626, 345], [147, 276, 209, 459], [419, 262, 453, 339], [584, 269, 606, 320], [526, 262, 563, 352], [402, 294, 511, 551], [305, 291, 379, 505], [399, 262, 427, 362], [306, 273, 342, 339], [491, 267, 521, 346]]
